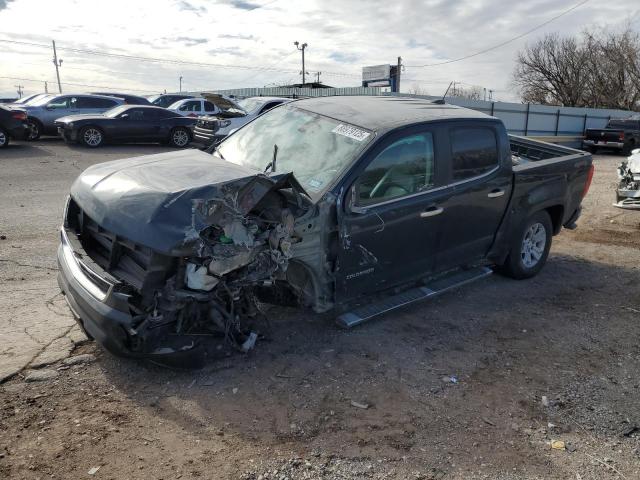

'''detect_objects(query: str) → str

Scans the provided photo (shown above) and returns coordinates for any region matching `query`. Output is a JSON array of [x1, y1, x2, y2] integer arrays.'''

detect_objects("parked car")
[[0, 105, 30, 148], [54, 105, 196, 148], [147, 94, 196, 108], [193, 95, 292, 146], [2, 93, 52, 108], [614, 148, 640, 209], [90, 92, 151, 105], [57, 96, 593, 364], [167, 98, 221, 117], [583, 116, 640, 155], [22, 94, 124, 140]]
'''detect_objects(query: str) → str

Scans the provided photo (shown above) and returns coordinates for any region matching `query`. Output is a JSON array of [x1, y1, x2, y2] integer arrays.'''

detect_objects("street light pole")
[[294, 41, 308, 85], [179, 76, 183, 92]]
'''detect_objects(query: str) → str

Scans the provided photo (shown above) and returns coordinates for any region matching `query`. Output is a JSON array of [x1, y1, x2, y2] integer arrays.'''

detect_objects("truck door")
[[435, 125, 512, 271], [337, 127, 448, 301]]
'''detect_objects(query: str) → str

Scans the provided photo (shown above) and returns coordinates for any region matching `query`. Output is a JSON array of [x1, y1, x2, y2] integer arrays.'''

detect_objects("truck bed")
[[508, 135, 593, 231]]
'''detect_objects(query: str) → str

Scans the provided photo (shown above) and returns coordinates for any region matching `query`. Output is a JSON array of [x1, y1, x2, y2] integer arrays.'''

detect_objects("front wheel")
[[169, 127, 191, 148], [0, 127, 9, 148], [79, 126, 104, 148], [497, 211, 553, 279]]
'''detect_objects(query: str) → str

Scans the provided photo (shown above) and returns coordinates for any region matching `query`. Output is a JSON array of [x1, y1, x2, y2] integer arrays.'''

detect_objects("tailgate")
[[585, 129, 623, 142]]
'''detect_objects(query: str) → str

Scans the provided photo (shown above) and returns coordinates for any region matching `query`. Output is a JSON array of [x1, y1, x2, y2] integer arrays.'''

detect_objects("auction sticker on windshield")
[[332, 124, 370, 141]]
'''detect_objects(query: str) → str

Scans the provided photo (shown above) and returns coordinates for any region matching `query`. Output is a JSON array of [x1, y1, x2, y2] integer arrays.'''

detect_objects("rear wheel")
[[0, 127, 9, 148], [169, 127, 190, 148], [27, 118, 42, 140], [497, 210, 553, 279], [80, 126, 104, 148]]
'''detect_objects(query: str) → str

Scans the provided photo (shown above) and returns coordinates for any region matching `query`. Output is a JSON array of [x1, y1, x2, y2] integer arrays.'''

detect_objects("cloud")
[[207, 46, 243, 56], [0, 0, 14, 10], [163, 36, 208, 46], [218, 33, 257, 41], [175, 0, 206, 14], [228, 0, 261, 10], [329, 52, 360, 63]]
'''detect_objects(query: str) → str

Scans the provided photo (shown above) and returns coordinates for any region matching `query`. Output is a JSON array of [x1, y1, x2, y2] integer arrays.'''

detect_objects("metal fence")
[[205, 87, 638, 145]]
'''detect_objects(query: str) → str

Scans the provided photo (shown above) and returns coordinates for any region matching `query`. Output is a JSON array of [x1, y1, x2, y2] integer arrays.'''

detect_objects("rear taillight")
[[619, 132, 625, 141], [12, 111, 27, 121], [582, 164, 594, 199]]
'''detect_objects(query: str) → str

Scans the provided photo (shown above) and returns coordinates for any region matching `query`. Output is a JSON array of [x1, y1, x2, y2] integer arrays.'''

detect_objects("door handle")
[[420, 206, 444, 218], [488, 189, 505, 198]]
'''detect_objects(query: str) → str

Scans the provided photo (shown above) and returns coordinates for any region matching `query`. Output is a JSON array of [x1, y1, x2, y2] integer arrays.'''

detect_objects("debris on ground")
[[350, 400, 369, 409], [62, 353, 96, 365], [24, 369, 59, 382]]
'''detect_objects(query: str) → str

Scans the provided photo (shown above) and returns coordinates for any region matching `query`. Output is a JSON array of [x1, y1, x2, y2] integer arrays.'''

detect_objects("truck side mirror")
[[347, 183, 367, 215]]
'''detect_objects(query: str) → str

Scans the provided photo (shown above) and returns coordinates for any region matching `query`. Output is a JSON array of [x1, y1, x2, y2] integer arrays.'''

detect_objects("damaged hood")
[[70, 149, 306, 255]]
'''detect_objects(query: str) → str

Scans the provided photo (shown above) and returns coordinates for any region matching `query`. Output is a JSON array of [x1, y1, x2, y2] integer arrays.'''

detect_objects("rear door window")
[[204, 101, 217, 112], [449, 127, 499, 181], [179, 100, 201, 112]]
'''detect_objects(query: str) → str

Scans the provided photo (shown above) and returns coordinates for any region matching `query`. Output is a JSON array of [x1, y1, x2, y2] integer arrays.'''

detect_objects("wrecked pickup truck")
[[57, 96, 594, 365], [615, 148, 640, 209]]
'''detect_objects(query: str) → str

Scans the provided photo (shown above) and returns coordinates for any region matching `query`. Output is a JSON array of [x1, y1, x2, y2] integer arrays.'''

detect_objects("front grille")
[[66, 198, 175, 294]]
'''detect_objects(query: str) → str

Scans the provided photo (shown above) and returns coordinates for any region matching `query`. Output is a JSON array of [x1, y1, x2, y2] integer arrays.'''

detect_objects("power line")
[[405, 0, 591, 68], [0, 75, 155, 93], [0, 38, 360, 79]]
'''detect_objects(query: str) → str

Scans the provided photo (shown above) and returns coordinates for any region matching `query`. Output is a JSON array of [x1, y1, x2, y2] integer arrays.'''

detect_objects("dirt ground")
[[1, 140, 639, 479]]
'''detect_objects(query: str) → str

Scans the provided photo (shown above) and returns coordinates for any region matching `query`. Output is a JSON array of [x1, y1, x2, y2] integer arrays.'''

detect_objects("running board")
[[336, 266, 493, 329]]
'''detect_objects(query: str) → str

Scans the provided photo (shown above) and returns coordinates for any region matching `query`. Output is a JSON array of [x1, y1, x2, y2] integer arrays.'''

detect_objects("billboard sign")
[[362, 64, 391, 83]]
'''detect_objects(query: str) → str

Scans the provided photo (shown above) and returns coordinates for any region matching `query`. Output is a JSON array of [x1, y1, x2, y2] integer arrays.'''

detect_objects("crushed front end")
[[614, 149, 640, 210], [58, 171, 313, 366]]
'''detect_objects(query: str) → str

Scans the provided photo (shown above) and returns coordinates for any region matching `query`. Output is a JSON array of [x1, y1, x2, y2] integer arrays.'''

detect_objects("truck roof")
[[292, 95, 494, 133]]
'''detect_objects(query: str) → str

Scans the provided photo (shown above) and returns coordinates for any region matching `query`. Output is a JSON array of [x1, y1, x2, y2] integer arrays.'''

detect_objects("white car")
[[193, 96, 292, 146], [167, 98, 221, 117]]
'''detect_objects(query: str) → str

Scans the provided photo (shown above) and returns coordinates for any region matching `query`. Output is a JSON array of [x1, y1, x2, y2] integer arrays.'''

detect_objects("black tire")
[[0, 127, 9, 148], [497, 210, 553, 280], [168, 127, 191, 148], [79, 126, 104, 148], [27, 118, 42, 140]]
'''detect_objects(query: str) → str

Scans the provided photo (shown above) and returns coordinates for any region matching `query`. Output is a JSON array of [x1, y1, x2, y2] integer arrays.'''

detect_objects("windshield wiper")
[[264, 144, 278, 174]]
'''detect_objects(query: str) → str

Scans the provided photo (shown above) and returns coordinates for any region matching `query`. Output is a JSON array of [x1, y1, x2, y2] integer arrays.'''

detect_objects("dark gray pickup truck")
[[583, 117, 640, 155], [57, 96, 594, 365]]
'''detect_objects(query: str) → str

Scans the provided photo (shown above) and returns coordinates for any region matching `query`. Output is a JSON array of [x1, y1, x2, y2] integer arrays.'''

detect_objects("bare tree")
[[452, 85, 483, 101], [513, 26, 640, 110], [408, 83, 429, 96]]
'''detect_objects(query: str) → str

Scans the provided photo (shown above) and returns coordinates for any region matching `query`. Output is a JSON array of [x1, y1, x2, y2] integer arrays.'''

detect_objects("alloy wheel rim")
[[521, 222, 546, 268], [173, 130, 189, 146], [0, 130, 6, 146], [28, 123, 39, 139], [84, 128, 102, 146]]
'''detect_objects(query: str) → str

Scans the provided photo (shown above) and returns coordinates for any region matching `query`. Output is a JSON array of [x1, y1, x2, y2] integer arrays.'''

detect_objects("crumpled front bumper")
[[57, 227, 135, 357]]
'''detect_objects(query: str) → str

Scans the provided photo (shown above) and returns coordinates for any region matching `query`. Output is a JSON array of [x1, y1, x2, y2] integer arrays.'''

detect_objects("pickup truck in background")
[[583, 117, 640, 155], [57, 96, 594, 365]]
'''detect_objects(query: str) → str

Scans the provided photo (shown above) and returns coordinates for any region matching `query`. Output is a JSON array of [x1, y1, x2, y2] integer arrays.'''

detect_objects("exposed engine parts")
[[615, 150, 640, 209]]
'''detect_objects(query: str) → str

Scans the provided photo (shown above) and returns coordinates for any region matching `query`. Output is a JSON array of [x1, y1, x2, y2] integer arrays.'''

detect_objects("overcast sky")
[[0, 0, 637, 101]]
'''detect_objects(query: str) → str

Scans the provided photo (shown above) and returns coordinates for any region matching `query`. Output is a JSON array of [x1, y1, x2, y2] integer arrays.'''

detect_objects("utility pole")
[[489, 89, 493, 101], [294, 41, 308, 85], [179, 76, 183, 92], [52, 40, 63, 93], [396, 56, 402, 93], [44, 81, 49, 93], [483, 87, 487, 101], [315, 71, 321, 83], [15, 85, 24, 98]]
